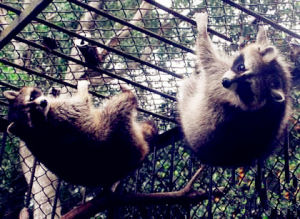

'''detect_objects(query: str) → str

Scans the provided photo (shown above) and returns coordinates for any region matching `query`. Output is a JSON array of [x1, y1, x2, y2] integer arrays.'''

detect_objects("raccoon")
[[178, 12, 291, 167], [4, 81, 157, 187]]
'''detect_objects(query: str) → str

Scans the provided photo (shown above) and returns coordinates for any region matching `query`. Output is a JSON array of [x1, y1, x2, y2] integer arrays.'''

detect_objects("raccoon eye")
[[270, 77, 282, 88], [29, 95, 35, 101], [29, 90, 41, 101], [237, 64, 246, 72]]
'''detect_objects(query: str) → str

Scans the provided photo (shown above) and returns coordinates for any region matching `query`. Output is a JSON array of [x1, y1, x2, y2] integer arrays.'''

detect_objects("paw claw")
[[120, 84, 131, 93]]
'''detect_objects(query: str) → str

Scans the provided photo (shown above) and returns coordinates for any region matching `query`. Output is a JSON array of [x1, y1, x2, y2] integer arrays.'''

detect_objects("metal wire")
[[0, 0, 298, 218]]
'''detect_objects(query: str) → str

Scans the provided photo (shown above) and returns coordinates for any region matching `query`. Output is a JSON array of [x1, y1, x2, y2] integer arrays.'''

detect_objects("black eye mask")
[[232, 54, 246, 74], [30, 89, 42, 101]]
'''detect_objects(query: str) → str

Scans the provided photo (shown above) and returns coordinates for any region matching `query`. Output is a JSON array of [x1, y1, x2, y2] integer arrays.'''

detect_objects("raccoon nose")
[[222, 78, 232, 88], [40, 99, 48, 108]]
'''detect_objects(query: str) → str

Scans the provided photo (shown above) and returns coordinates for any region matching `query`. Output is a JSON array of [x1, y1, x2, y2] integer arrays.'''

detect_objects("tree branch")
[[61, 166, 225, 219]]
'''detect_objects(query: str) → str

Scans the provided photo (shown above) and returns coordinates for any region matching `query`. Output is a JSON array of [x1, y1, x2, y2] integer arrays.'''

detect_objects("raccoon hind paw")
[[195, 12, 208, 33]]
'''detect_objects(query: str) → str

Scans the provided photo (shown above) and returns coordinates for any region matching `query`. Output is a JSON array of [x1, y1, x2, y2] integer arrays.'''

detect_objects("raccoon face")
[[4, 87, 50, 127], [222, 44, 286, 110]]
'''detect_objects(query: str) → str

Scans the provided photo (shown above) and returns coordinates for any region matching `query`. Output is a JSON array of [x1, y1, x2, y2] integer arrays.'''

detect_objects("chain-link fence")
[[0, 0, 299, 218]]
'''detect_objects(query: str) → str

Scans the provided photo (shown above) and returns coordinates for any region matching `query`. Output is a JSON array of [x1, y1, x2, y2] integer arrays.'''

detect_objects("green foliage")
[[0, 137, 25, 213]]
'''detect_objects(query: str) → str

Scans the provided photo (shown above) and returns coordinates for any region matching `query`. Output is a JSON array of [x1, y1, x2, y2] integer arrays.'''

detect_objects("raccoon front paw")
[[116, 84, 137, 106], [120, 84, 131, 93], [122, 89, 137, 106], [50, 87, 60, 97], [195, 12, 208, 34], [141, 120, 158, 144]]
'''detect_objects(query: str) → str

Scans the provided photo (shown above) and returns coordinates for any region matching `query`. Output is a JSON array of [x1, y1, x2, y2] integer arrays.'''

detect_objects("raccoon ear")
[[271, 89, 285, 103], [7, 122, 16, 135], [260, 46, 277, 62], [3, 90, 19, 100]]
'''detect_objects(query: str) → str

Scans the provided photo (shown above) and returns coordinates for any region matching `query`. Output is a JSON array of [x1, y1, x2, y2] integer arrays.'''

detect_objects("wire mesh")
[[0, 0, 299, 218]]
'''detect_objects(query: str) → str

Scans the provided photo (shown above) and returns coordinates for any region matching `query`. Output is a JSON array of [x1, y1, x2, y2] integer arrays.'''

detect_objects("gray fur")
[[178, 12, 291, 166]]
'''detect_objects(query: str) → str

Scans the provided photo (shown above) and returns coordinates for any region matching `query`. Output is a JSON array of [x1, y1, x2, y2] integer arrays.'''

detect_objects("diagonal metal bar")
[[222, 0, 300, 39], [0, 0, 53, 50], [144, 0, 233, 42], [0, 2, 23, 13], [0, 57, 103, 99], [13, 36, 176, 101], [41, 25, 183, 79], [0, 3, 183, 79], [0, 59, 177, 123], [68, 0, 195, 54], [0, 80, 19, 90]]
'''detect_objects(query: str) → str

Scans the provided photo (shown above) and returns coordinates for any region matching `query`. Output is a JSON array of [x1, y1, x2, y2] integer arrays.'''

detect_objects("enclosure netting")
[[0, 0, 299, 218]]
